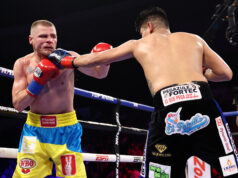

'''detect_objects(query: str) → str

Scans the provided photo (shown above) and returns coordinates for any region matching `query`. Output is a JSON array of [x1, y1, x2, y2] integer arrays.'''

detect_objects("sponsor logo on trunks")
[[95, 155, 109, 161], [219, 155, 238, 176], [40, 115, 57, 127], [61, 154, 76, 176], [187, 156, 211, 178], [161, 83, 202, 106], [152, 144, 172, 157], [165, 107, 210, 135], [19, 158, 37, 174], [152, 152, 172, 158], [215, 117, 233, 154], [20, 136, 37, 154], [149, 162, 171, 178], [155, 144, 167, 153]]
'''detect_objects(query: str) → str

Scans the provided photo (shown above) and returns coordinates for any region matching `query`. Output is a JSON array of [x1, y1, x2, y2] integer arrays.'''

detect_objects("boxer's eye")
[[39, 35, 48, 38], [51, 34, 57, 39]]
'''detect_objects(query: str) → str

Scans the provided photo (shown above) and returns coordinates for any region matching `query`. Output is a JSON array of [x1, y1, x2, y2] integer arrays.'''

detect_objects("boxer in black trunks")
[[46, 6, 237, 178], [147, 81, 238, 177]]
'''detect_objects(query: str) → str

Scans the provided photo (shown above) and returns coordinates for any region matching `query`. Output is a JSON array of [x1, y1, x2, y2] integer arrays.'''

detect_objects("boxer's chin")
[[40, 47, 55, 56]]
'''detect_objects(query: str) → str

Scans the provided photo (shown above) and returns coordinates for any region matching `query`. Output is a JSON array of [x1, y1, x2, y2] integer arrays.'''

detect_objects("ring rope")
[[1, 67, 238, 116], [1, 67, 238, 170], [79, 119, 147, 134], [0, 106, 147, 135], [0, 67, 13, 79], [0, 147, 143, 163], [2, 105, 237, 136], [0, 105, 28, 114], [0, 67, 153, 112]]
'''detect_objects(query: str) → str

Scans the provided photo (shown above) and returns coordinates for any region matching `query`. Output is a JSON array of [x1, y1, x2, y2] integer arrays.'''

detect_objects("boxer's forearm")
[[73, 53, 108, 67], [94, 64, 110, 79], [13, 89, 35, 112]]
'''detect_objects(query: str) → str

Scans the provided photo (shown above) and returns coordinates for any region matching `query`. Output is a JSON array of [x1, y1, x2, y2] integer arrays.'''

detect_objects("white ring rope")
[[0, 147, 143, 163], [0, 106, 28, 114]]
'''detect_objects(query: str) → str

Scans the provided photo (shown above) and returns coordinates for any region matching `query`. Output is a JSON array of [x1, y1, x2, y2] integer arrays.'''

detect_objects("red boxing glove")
[[91, 42, 113, 53], [91, 42, 112, 66], [27, 59, 59, 97], [33, 59, 59, 84]]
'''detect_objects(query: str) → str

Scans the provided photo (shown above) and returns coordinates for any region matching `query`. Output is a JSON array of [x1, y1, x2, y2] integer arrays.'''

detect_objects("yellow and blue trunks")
[[13, 111, 87, 178]]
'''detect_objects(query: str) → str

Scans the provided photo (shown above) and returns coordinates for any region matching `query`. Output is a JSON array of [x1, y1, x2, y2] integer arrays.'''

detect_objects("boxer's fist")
[[91, 42, 113, 53], [33, 59, 59, 84], [48, 48, 76, 69], [26, 59, 59, 97]]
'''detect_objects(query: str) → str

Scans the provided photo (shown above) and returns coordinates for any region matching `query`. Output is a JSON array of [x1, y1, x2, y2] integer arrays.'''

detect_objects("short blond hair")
[[30, 20, 55, 34]]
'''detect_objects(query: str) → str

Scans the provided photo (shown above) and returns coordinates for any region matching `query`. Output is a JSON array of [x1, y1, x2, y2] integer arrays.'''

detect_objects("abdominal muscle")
[[29, 70, 75, 114]]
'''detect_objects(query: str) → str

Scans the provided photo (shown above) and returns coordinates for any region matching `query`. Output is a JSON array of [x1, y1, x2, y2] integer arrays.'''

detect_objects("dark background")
[[0, 0, 238, 176], [1, 0, 238, 107]]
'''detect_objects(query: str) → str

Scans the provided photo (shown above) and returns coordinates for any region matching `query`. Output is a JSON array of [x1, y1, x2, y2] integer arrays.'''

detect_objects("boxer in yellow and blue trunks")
[[11, 20, 110, 177], [13, 111, 86, 178]]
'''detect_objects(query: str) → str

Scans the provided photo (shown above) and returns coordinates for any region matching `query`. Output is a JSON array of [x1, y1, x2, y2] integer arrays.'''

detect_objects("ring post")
[[114, 98, 121, 178]]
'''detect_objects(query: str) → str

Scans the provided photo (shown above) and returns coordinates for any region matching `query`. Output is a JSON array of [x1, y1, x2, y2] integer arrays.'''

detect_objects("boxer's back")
[[134, 32, 207, 95]]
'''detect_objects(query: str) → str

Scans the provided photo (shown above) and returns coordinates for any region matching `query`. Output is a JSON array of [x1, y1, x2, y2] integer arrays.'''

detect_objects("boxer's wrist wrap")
[[27, 79, 44, 97], [72, 58, 77, 68], [58, 56, 77, 69]]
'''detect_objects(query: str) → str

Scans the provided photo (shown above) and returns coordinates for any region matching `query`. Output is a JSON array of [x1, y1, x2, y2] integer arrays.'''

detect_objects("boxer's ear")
[[147, 22, 154, 33], [29, 35, 33, 45]]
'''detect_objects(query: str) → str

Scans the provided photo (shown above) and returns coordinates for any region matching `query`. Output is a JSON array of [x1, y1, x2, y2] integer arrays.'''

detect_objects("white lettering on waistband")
[[40, 115, 57, 127], [161, 83, 202, 106]]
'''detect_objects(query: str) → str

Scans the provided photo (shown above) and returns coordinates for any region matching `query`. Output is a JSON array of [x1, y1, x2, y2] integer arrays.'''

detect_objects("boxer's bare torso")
[[74, 30, 232, 96], [12, 23, 110, 114], [13, 53, 74, 114]]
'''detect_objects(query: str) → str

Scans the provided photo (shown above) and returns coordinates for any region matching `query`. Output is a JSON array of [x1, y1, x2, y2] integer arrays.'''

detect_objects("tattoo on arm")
[[27, 66, 34, 74]]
